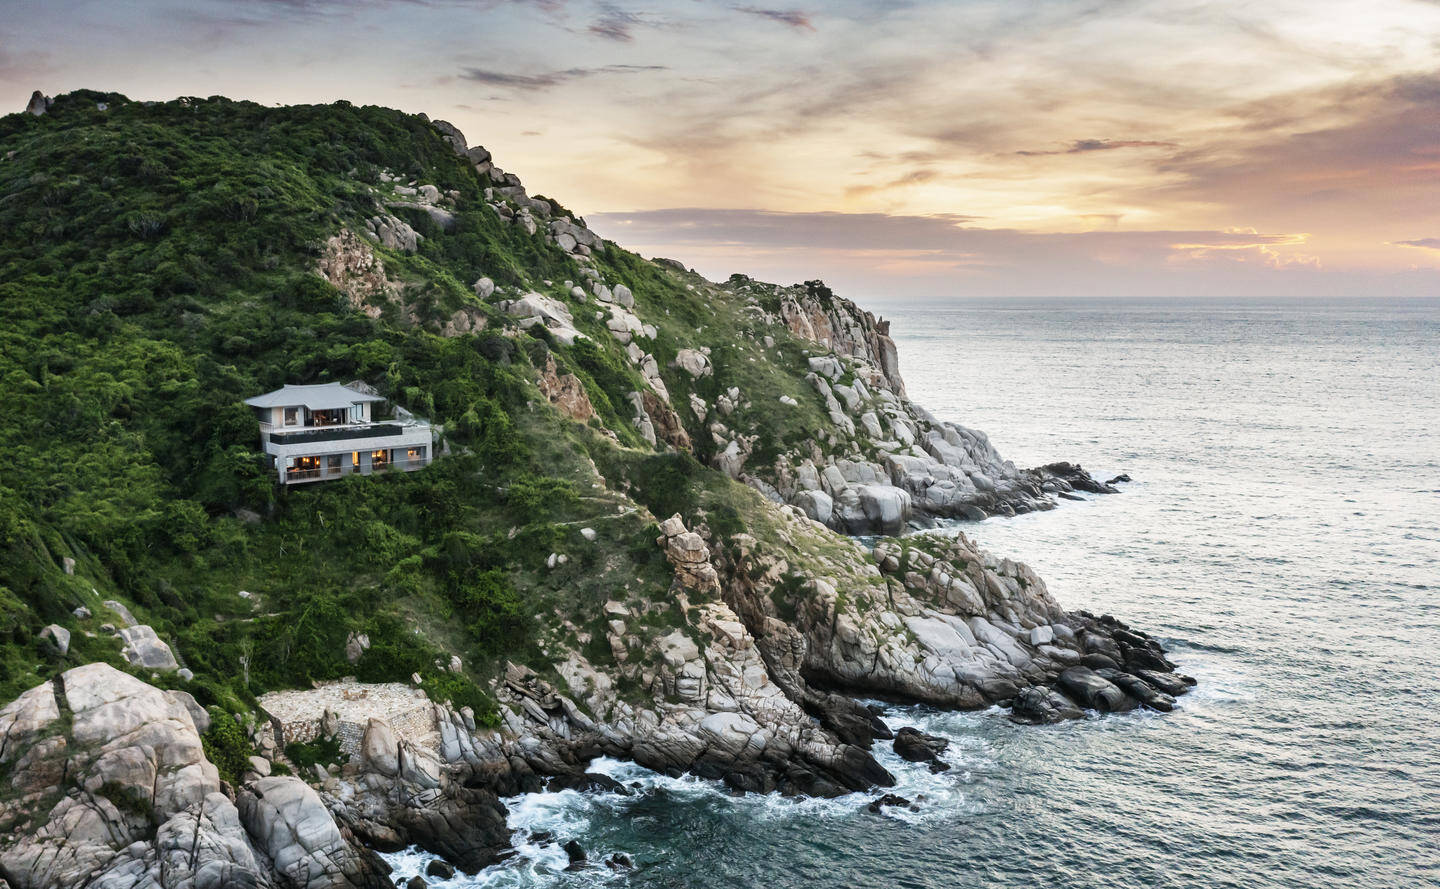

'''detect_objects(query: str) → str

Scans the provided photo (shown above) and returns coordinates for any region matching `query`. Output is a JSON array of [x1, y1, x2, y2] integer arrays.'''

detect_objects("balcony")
[[268, 423, 405, 446]]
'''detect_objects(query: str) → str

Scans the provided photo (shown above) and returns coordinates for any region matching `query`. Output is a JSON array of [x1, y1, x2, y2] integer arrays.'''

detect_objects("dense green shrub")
[[200, 707, 253, 786]]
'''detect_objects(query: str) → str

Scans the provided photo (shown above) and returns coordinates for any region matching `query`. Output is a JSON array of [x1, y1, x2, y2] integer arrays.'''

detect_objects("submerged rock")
[[867, 793, 915, 814], [892, 726, 951, 772]]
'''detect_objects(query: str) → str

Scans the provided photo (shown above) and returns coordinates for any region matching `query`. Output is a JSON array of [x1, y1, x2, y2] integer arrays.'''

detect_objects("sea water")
[[385, 297, 1440, 889]]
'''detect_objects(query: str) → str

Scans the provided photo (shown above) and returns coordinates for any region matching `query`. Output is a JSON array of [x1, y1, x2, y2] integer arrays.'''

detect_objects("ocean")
[[384, 297, 1440, 889]]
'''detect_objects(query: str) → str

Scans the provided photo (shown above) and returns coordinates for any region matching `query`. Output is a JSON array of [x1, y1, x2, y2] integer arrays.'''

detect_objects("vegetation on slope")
[[0, 90, 848, 722]]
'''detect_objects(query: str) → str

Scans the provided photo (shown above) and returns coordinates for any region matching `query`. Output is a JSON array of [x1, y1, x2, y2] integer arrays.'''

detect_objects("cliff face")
[[0, 92, 1188, 888], [777, 282, 906, 396]]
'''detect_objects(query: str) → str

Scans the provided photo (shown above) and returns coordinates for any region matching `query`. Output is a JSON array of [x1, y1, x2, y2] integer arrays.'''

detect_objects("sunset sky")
[[5, 0, 1439, 298]]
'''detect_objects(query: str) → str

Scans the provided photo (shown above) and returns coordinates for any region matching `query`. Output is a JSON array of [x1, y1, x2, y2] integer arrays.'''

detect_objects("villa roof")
[[244, 383, 385, 410]]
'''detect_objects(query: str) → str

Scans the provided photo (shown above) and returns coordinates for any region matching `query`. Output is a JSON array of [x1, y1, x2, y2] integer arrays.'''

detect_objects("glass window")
[[283, 407, 299, 426], [407, 446, 427, 460], [371, 449, 390, 469], [327, 454, 342, 472]]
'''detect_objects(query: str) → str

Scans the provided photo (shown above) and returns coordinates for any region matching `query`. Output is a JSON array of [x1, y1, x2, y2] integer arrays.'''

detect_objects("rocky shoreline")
[[0, 521, 1192, 889]]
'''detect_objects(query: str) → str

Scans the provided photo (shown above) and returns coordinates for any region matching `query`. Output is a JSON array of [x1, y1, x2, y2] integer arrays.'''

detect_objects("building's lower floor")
[[276, 444, 430, 484]]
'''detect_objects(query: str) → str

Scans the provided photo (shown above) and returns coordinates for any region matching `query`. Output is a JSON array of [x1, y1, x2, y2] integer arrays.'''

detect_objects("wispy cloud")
[[459, 63, 666, 90], [845, 168, 939, 196], [1393, 238, 1440, 251], [733, 6, 814, 30], [1017, 139, 1178, 156], [588, 4, 640, 41]]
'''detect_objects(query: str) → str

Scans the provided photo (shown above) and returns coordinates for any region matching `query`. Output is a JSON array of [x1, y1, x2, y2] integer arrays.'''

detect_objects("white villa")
[[245, 382, 433, 485]]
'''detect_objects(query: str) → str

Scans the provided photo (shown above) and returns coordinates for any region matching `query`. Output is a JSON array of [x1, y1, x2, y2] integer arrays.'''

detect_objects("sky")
[[5, 0, 1440, 300]]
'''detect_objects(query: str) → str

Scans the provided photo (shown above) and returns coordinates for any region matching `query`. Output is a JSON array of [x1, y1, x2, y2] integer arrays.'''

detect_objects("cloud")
[[589, 207, 1296, 254], [1393, 238, 1440, 251], [588, 4, 639, 41], [845, 168, 939, 196], [459, 63, 666, 90], [733, 6, 814, 30], [583, 208, 1387, 297], [1017, 139, 1178, 156]]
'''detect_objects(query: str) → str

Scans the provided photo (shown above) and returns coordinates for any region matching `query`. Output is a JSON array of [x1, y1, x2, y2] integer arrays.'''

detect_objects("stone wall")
[[259, 680, 438, 757]]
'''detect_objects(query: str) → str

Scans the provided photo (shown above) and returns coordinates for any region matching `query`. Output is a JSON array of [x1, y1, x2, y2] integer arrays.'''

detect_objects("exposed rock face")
[[238, 777, 389, 888], [537, 354, 596, 422], [778, 282, 906, 397], [341, 715, 510, 873], [0, 664, 391, 889], [657, 514, 720, 593], [317, 228, 401, 317], [892, 727, 950, 772], [362, 214, 421, 253], [25, 91, 51, 116], [641, 390, 691, 452]]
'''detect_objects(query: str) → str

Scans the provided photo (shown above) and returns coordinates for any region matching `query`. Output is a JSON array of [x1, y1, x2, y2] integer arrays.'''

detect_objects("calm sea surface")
[[386, 298, 1440, 889]]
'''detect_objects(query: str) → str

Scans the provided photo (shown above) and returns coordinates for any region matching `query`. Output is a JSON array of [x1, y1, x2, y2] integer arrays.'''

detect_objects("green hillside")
[[0, 90, 863, 736]]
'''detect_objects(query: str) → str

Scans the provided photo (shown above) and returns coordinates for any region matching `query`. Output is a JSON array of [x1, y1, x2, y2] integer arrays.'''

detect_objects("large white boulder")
[[119, 625, 179, 671]]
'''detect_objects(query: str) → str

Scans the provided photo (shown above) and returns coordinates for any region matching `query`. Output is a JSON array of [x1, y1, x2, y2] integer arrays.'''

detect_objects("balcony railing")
[[269, 423, 406, 445]]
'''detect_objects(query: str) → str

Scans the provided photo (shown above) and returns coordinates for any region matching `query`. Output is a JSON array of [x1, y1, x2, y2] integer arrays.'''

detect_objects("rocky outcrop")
[[711, 278, 1118, 534], [425, 119, 607, 264], [0, 664, 389, 889], [238, 777, 389, 888], [24, 92, 51, 117], [537, 354, 596, 422], [363, 214, 421, 253], [317, 228, 402, 317], [340, 716, 510, 873], [778, 281, 905, 397], [641, 390, 691, 452], [118, 624, 179, 670], [501, 293, 583, 346]]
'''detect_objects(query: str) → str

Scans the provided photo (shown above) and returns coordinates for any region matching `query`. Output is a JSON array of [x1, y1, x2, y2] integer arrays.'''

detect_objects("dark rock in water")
[[1080, 630, 1124, 663], [1081, 652, 1121, 671], [834, 744, 897, 791], [605, 853, 634, 871], [1120, 643, 1174, 673], [547, 772, 630, 794], [1038, 461, 1119, 494], [867, 793, 914, 814], [425, 860, 455, 879], [528, 830, 554, 845], [405, 877, 428, 889], [723, 765, 770, 793], [1106, 473, 1132, 484], [1059, 492, 1086, 501], [893, 726, 951, 772], [865, 703, 896, 741], [1134, 669, 1193, 697], [779, 764, 847, 798], [1009, 686, 1086, 724], [563, 839, 587, 870], [1096, 669, 1177, 712], [1058, 666, 1137, 713]]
